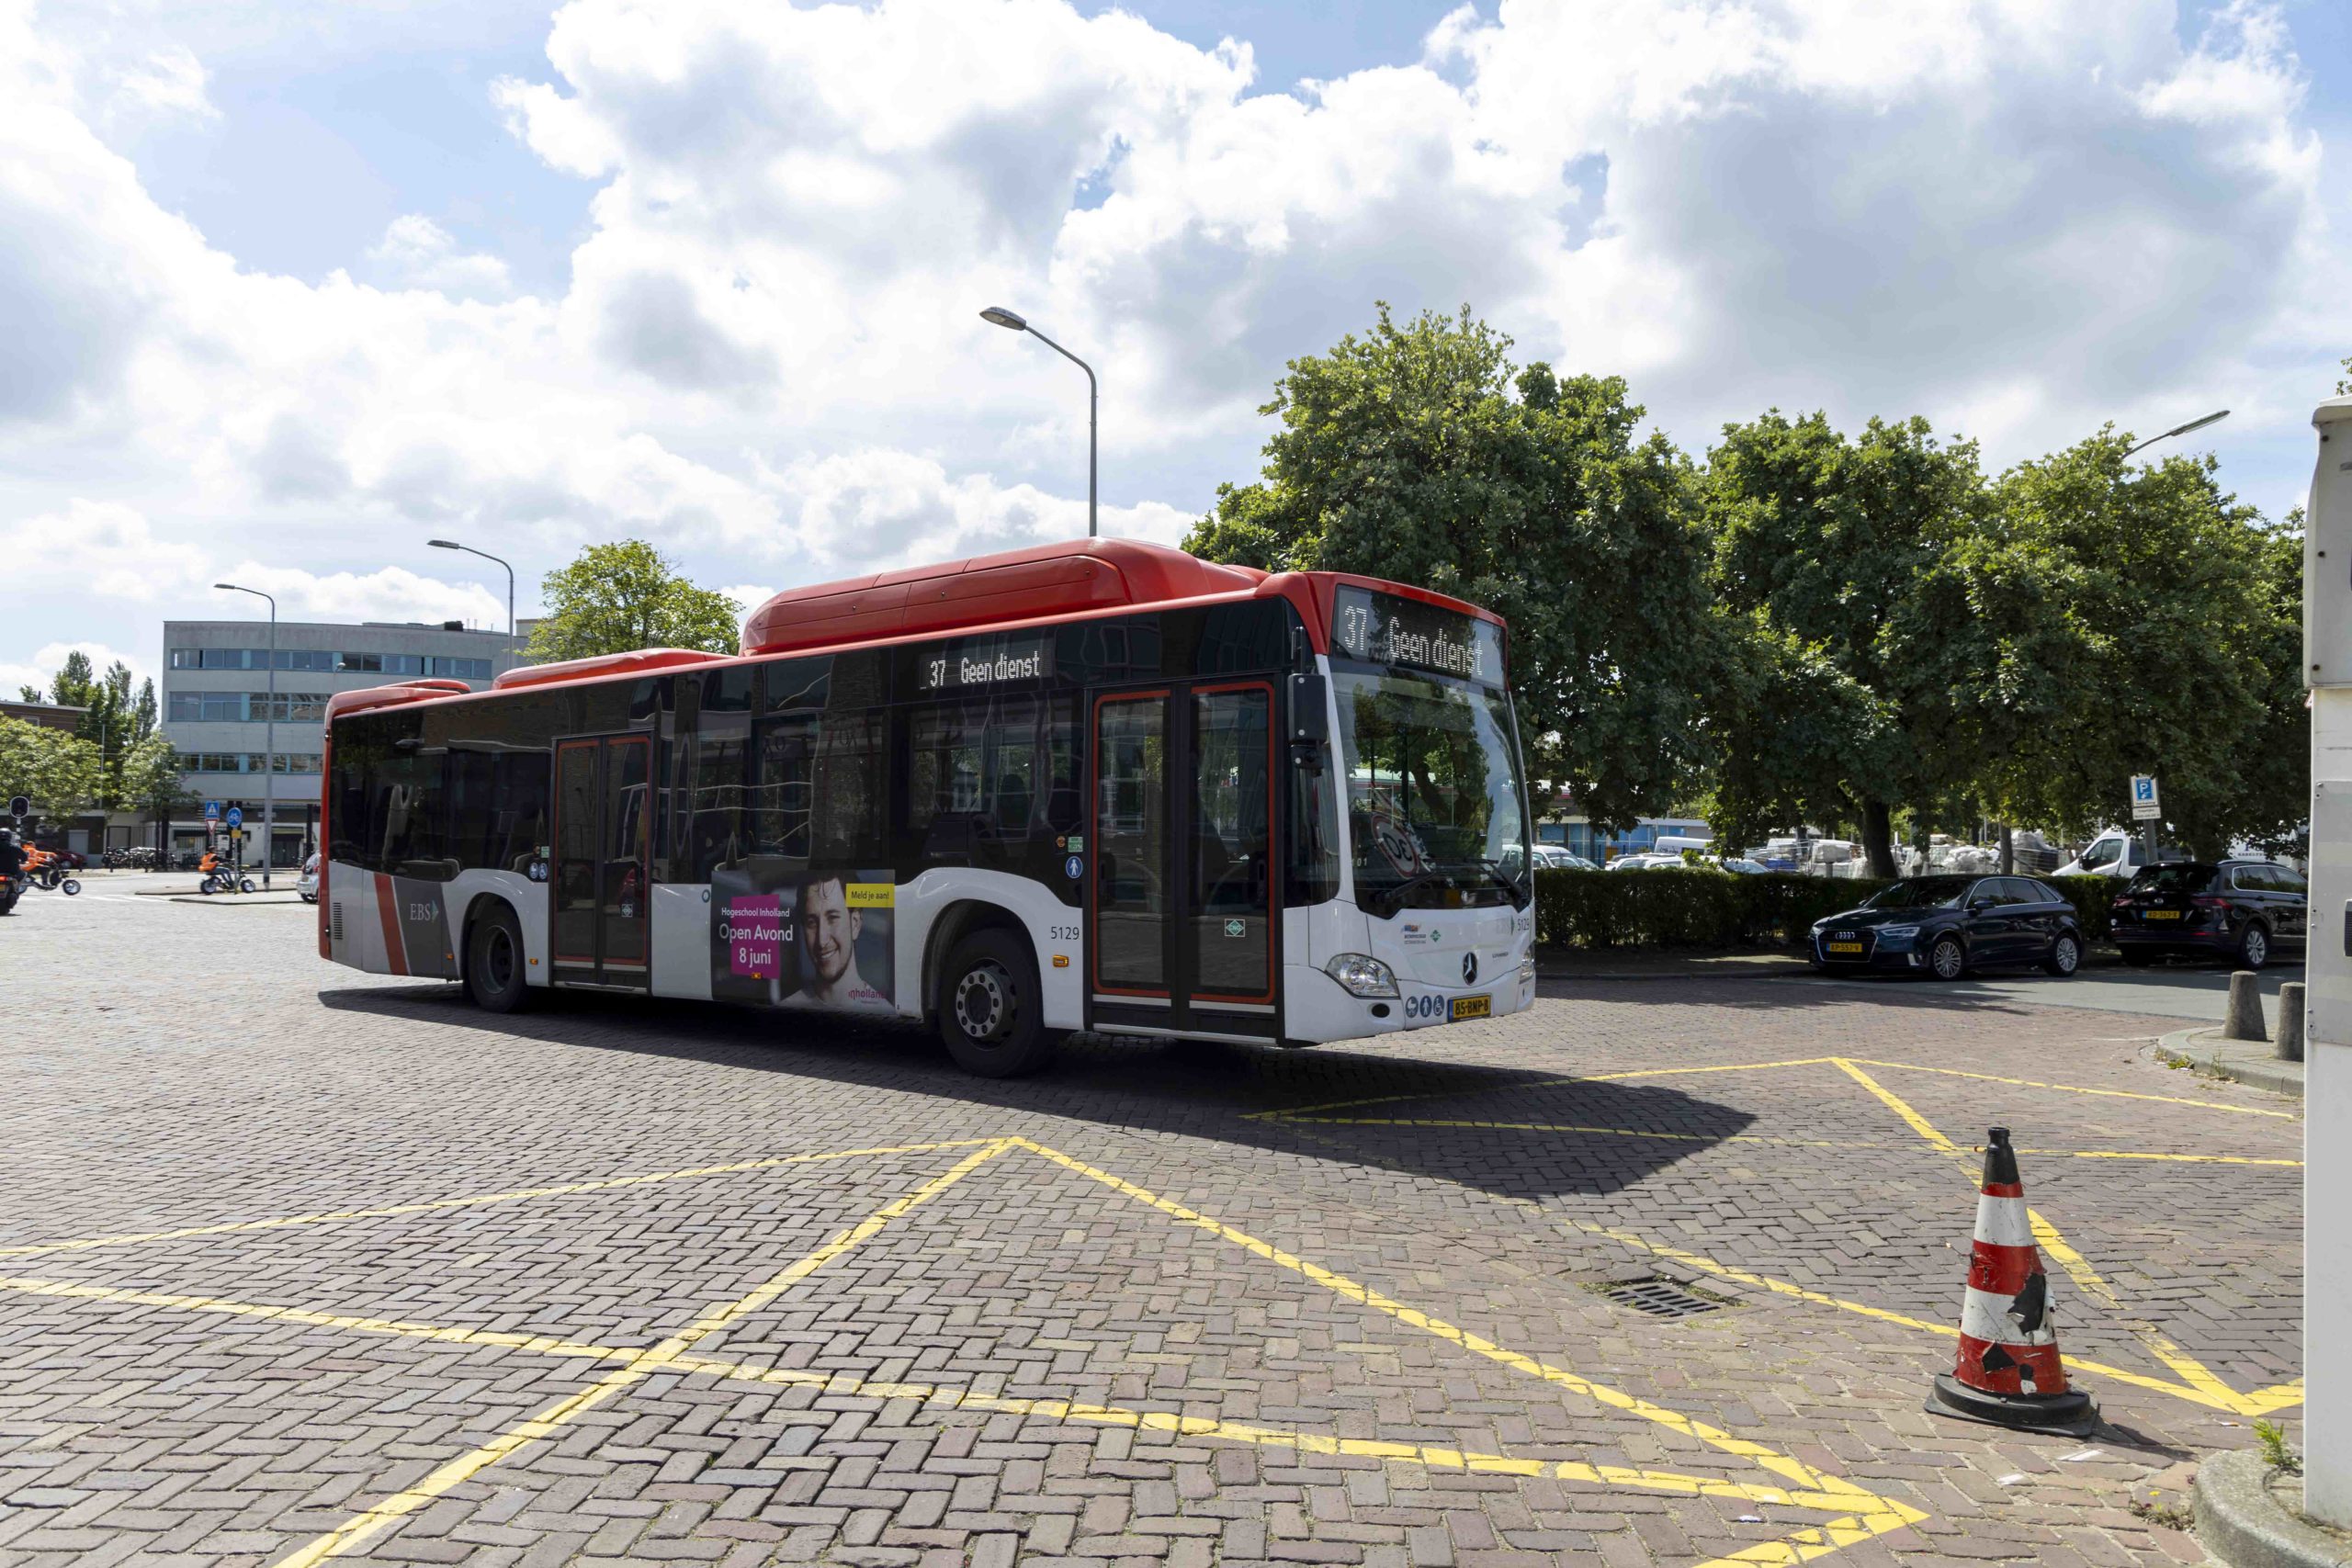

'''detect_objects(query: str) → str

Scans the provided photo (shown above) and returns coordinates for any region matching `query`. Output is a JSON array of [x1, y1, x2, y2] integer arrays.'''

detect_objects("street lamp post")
[[428, 539, 515, 637], [2114, 409, 2230, 869], [213, 582, 277, 890], [979, 306, 1097, 538]]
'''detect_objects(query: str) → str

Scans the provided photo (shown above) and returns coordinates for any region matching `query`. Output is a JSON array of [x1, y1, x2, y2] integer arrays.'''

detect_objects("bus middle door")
[[551, 733, 652, 989], [1088, 682, 1279, 1042]]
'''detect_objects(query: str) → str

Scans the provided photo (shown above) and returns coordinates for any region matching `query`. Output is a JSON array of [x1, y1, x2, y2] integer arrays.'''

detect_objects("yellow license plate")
[[1826, 942, 1864, 954], [1451, 995, 1492, 1021], [2144, 909, 2182, 920]]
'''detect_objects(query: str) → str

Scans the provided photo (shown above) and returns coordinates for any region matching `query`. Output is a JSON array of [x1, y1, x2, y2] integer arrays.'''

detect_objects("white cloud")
[[365, 215, 515, 299], [774, 448, 1191, 575], [0, 0, 2342, 689], [0, 640, 152, 701]]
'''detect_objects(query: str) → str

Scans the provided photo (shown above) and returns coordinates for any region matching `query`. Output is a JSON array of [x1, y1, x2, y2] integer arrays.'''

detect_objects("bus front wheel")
[[937, 929, 1053, 1078], [466, 902, 534, 1014]]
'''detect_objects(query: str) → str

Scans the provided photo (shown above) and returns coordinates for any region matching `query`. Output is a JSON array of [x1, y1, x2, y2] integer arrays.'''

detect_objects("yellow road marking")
[[652, 1350, 1883, 1512], [1288, 1117, 2301, 1166], [1004, 1138, 1913, 1524], [0, 1140, 999, 1263], [1276, 1116, 1883, 1149], [2043, 1150, 2301, 1167], [0, 1134, 1927, 1567], [276, 1141, 1013, 1567], [1244, 1059, 1843, 1120], [0, 1273, 633, 1362], [1840, 1058, 2298, 1119]]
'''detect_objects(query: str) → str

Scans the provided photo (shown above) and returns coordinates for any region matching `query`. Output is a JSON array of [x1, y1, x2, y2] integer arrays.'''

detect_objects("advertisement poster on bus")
[[710, 866, 895, 1011]]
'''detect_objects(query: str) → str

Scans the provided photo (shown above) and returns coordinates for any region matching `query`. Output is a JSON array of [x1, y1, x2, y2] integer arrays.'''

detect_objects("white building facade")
[[161, 618, 526, 867]]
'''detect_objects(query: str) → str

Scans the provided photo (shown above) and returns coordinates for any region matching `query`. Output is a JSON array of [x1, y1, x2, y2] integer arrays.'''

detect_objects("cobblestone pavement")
[[0, 886, 2302, 1566]]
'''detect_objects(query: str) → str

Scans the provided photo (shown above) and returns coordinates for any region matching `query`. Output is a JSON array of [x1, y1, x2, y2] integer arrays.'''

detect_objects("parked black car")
[[1811, 875, 2085, 979], [2111, 860, 2306, 969]]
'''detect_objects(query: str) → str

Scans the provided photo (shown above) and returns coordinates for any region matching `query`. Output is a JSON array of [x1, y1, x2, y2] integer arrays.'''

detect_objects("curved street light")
[[428, 538, 515, 637], [980, 306, 1097, 538], [2121, 408, 2229, 460]]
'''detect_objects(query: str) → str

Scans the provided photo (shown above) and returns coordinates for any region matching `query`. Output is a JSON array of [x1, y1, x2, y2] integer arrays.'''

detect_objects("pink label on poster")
[[727, 895, 783, 977]]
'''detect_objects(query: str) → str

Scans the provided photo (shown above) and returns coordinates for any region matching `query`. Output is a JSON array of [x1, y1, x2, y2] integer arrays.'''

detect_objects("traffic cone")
[[1925, 1127, 2099, 1438]]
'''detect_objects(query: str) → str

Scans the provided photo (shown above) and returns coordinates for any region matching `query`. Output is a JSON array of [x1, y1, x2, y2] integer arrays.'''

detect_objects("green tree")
[[1704, 412, 1991, 874], [1974, 434, 2296, 855], [15, 685, 38, 703], [132, 677, 157, 742], [116, 733, 195, 840], [1185, 305, 1716, 828], [0, 717, 103, 824], [524, 540, 742, 663]]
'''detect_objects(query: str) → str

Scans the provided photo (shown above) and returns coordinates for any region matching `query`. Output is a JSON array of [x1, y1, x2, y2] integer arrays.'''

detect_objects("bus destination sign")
[[1329, 586, 1503, 686], [915, 630, 1055, 694]]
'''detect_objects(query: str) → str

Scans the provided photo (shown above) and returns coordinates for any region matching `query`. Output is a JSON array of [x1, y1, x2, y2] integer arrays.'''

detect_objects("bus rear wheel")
[[466, 902, 533, 1014], [937, 929, 1054, 1078]]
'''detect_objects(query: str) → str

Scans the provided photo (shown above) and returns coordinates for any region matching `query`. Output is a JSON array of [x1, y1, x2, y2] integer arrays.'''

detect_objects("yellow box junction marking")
[[1272, 1115, 2299, 1166], [277, 1140, 1015, 1567], [0, 1139, 1001, 1264], [1261, 1053, 2302, 1417], [0, 1136, 1924, 1568]]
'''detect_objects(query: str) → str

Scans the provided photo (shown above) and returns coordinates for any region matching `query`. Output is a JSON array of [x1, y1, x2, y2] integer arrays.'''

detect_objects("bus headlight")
[[1324, 953, 1400, 998]]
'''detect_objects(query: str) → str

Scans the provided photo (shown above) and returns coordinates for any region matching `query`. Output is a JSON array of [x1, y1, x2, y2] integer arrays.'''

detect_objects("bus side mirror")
[[1288, 673, 1329, 746]]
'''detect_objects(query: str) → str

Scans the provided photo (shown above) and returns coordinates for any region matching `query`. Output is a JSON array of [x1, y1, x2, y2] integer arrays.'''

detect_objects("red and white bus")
[[318, 539, 1533, 1076]]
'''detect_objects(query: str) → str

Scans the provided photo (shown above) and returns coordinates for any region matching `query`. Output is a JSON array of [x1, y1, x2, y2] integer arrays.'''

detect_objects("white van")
[[1653, 835, 1714, 856], [2056, 829, 2183, 879]]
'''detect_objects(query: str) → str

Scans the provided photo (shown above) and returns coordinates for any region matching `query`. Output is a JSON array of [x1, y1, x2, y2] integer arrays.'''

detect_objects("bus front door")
[[1090, 682, 1278, 1041], [551, 734, 652, 989]]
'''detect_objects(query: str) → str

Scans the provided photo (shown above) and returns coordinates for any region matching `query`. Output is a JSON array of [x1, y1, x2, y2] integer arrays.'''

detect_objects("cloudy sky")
[[4, 0, 2345, 698]]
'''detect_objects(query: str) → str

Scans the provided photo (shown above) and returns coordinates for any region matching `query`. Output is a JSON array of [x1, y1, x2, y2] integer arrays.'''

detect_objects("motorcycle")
[[199, 866, 257, 895], [22, 851, 80, 897]]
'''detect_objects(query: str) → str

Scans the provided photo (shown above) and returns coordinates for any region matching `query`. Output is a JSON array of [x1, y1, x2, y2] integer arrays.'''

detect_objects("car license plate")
[[1451, 995, 1491, 1021], [1826, 941, 1864, 954], [2144, 909, 2181, 920]]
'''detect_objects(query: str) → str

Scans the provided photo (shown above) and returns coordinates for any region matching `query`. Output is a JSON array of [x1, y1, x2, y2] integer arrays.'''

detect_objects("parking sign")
[[2130, 773, 2160, 821]]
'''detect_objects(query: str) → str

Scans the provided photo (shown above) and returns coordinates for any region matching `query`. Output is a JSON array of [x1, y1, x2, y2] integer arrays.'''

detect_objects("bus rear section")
[[318, 538, 1535, 1074]]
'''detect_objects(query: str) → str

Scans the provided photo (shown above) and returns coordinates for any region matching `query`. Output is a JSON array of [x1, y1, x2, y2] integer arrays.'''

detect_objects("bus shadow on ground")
[[319, 984, 1756, 1204]]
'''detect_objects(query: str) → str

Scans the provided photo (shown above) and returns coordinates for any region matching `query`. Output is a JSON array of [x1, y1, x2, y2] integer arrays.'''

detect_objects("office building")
[[161, 618, 526, 866]]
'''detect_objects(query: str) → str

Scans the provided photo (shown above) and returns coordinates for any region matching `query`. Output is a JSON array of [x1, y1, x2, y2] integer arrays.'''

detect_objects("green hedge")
[[1532, 869, 2120, 950]]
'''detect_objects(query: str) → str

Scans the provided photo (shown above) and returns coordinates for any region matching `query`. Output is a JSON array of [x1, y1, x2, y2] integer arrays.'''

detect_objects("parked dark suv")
[[1812, 875, 2085, 980], [2112, 860, 2306, 969]]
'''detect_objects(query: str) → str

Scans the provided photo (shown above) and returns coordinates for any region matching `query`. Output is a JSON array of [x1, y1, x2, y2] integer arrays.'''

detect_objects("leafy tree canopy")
[[0, 717, 102, 823], [1972, 434, 2295, 855], [1184, 304, 1716, 829], [524, 540, 743, 664], [1703, 411, 1989, 873]]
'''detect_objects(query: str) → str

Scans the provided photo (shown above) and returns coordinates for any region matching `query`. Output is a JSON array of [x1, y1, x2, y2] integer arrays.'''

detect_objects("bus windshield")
[[1335, 668, 1528, 912]]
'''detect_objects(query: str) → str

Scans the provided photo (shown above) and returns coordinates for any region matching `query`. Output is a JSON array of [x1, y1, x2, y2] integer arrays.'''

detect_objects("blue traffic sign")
[[203, 800, 221, 821], [224, 806, 243, 829], [2132, 777, 2156, 803]]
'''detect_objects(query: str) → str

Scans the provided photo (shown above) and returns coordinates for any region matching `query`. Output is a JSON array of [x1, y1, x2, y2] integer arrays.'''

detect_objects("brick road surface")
[[0, 883, 2303, 1566]]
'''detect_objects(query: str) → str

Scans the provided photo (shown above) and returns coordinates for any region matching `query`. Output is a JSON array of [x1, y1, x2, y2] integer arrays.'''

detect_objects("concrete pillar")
[[2306, 393, 2352, 1518], [2223, 971, 2267, 1043], [2280, 981, 2307, 1063]]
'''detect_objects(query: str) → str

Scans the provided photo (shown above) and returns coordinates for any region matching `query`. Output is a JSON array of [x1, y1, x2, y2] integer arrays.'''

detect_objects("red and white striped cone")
[[1926, 1126, 2099, 1438]]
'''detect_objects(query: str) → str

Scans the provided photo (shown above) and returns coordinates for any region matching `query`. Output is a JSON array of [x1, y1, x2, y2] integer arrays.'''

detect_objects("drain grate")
[[1592, 1276, 1733, 1319]]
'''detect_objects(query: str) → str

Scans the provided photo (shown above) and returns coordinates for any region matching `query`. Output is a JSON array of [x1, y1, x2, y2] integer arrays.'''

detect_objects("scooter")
[[199, 866, 256, 895]]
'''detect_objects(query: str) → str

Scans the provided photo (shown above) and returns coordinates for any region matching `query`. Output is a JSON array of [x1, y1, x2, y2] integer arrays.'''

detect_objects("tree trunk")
[[1861, 800, 1897, 879], [1999, 824, 2014, 874]]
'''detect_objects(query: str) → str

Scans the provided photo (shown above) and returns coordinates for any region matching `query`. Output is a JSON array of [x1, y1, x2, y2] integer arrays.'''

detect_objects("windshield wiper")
[[1373, 860, 1521, 909]]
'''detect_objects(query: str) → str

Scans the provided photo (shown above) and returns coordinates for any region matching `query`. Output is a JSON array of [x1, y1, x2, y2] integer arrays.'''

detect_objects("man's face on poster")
[[797, 877, 860, 986]]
